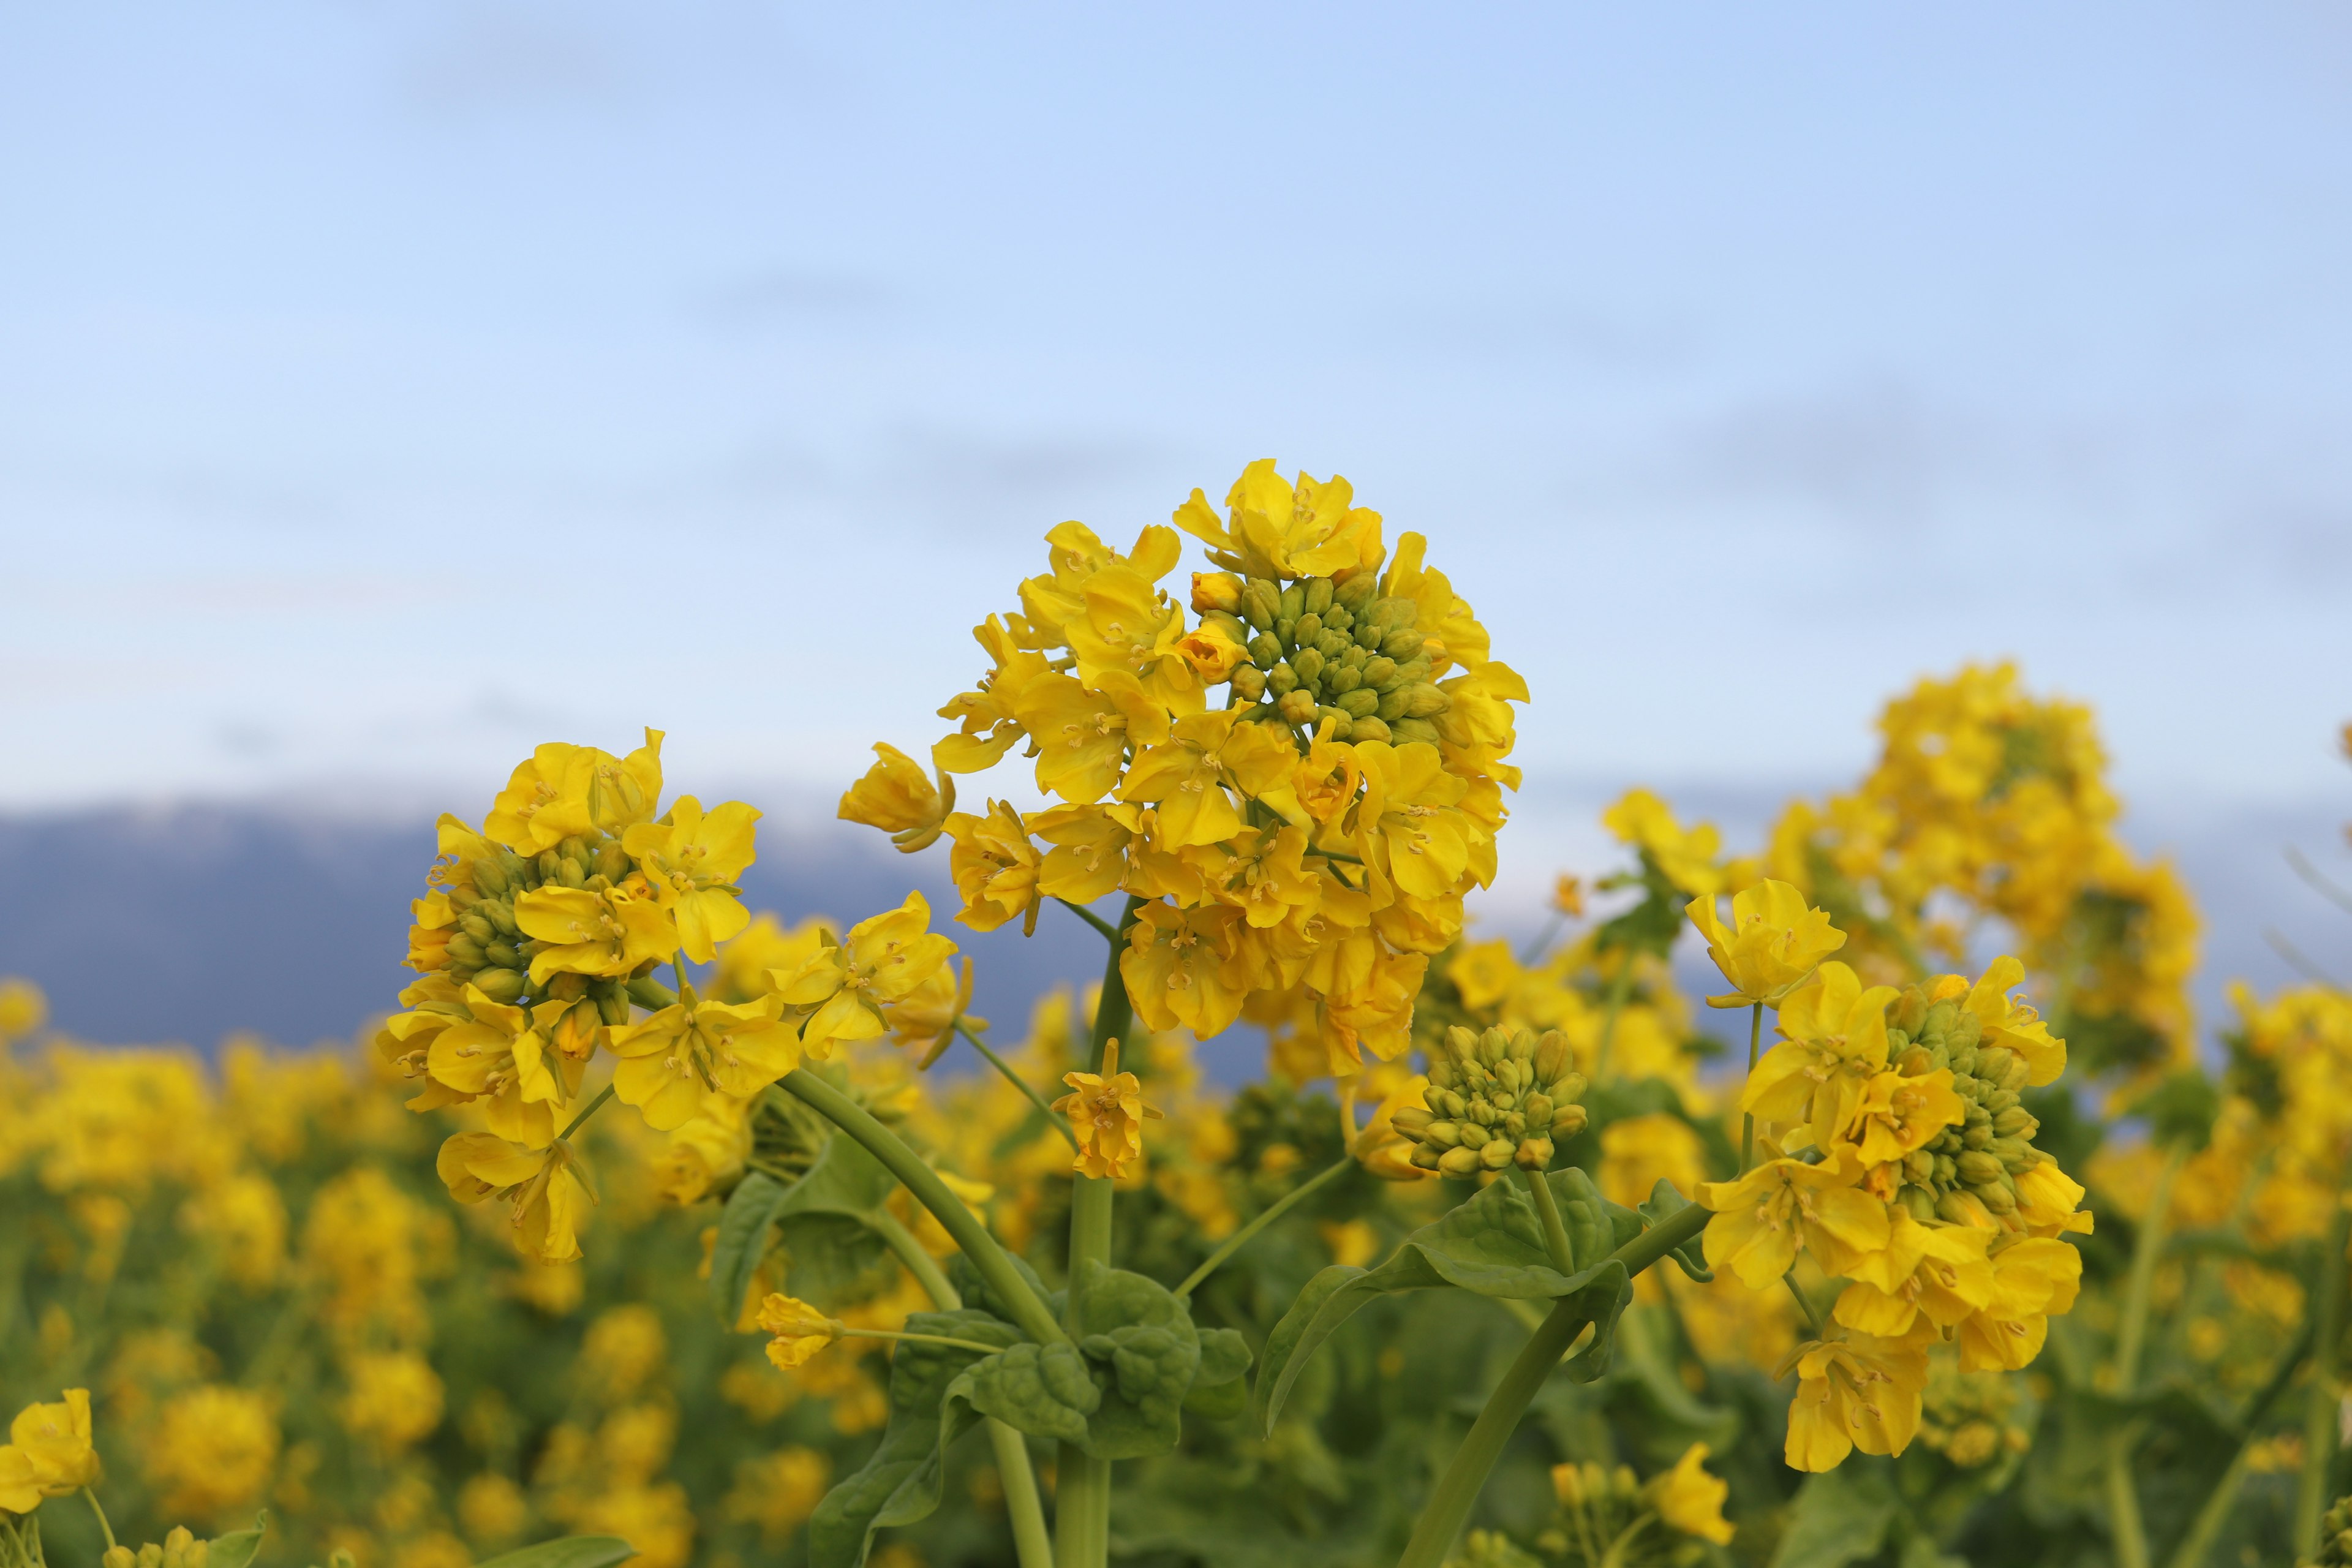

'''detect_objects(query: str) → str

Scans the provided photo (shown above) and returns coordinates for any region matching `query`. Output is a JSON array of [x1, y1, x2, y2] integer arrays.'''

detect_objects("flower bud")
[[1382, 629, 1427, 661], [1502, 1111, 1526, 1139], [1550, 1104, 1589, 1139], [1349, 716, 1392, 743], [1326, 665, 1362, 695], [1991, 1106, 2037, 1138], [1278, 690, 1319, 726], [1293, 647, 1326, 685], [1902, 1149, 1935, 1183], [1267, 662, 1298, 697], [1548, 1071, 1587, 1104], [1899, 1185, 1939, 1223], [1532, 1031, 1571, 1082], [1467, 1100, 1499, 1127], [1444, 1025, 1479, 1061], [1977, 1182, 2018, 1215], [1434, 1088, 1468, 1119], [1403, 683, 1450, 718], [1243, 578, 1282, 630], [447, 932, 488, 967], [1427, 1057, 1459, 1089], [138, 1548, 162, 1568], [1361, 654, 1400, 690], [1410, 1145, 1442, 1171], [1334, 572, 1378, 611], [1391, 718, 1442, 745], [1425, 1120, 1464, 1150], [1515, 1136, 1554, 1170], [1302, 577, 1335, 616], [473, 856, 511, 895], [1278, 584, 1306, 620], [105, 1550, 135, 1568], [1479, 1028, 1510, 1066], [1974, 1046, 2016, 1085], [1193, 571, 1245, 614], [1936, 1189, 1983, 1226], [1991, 1136, 2037, 1173], [473, 967, 527, 1005], [1390, 1106, 1434, 1140], [1479, 1138, 1515, 1171], [1438, 1145, 1483, 1178], [1522, 1093, 1553, 1125], [1962, 1123, 1992, 1150], [1956, 1150, 2006, 1186]]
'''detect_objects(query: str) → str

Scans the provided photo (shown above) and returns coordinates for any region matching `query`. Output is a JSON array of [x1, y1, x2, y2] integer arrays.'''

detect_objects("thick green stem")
[[2297, 1188, 2352, 1556], [1592, 962, 1634, 1082], [956, 1020, 1080, 1150], [1521, 1169, 1577, 1274], [873, 1214, 1054, 1568], [2107, 1139, 2191, 1568], [1740, 1003, 1762, 1172], [1054, 897, 1121, 944], [780, 1069, 1066, 1347], [1177, 1156, 1353, 1298], [1392, 1202, 1709, 1568]]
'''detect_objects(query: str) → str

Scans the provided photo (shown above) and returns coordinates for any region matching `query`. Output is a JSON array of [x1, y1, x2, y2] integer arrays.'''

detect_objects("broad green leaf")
[[805, 1308, 1021, 1568], [774, 1212, 899, 1308], [1193, 1326, 1252, 1387], [946, 1250, 1055, 1325], [206, 1514, 269, 1568], [950, 1340, 1100, 1442], [1634, 1179, 1713, 1282], [1771, 1466, 1899, 1568], [1252, 1167, 1623, 1432], [772, 1130, 900, 1221], [1069, 1260, 1202, 1457], [471, 1538, 638, 1568], [707, 1170, 788, 1324], [1559, 1262, 1632, 1383]]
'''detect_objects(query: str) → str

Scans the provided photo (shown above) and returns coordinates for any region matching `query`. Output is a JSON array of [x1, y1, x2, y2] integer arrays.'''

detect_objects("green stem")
[[1782, 1272, 1823, 1339], [1592, 961, 1634, 1082], [872, 1215, 1055, 1568], [80, 1490, 115, 1555], [559, 1082, 616, 1142], [2168, 1321, 2315, 1568], [1392, 1202, 1710, 1568], [1740, 1003, 1762, 1172], [1054, 897, 1121, 945], [2108, 1139, 2191, 1568], [780, 1069, 1066, 1347], [1521, 1168, 1576, 1274], [957, 1021, 1080, 1151], [841, 1325, 1011, 1355], [1176, 1156, 1354, 1298], [2297, 1183, 2352, 1556]]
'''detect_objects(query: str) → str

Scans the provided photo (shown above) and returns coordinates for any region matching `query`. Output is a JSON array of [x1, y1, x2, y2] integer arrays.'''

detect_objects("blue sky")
[[6, 2, 2350, 853]]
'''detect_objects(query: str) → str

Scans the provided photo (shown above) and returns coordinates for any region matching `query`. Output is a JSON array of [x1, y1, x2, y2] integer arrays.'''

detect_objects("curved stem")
[[1740, 1003, 1762, 1172], [871, 1210, 959, 1310], [1392, 1202, 1710, 1568], [780, 1069, 1066, 1347], [1053, 897, 1121, 945], [1521, 1169, 1576, 1275], [559, 1082, 616, 1142], [1782, 1272, 1824, 1339], [1176, 1156, 1353, 1298], [956, 1020, 1080, 1150], [80, 1491, 115, 1555]]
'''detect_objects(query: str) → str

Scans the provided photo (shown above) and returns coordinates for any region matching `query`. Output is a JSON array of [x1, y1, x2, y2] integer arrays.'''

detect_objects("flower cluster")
[[1389, 1025, 1588, 1175], [383, 733, 957, 1259], [1694, 885, 2090, 1470], [1534, 1444, 1736, 1564], [839, 461, 1526, 1080]]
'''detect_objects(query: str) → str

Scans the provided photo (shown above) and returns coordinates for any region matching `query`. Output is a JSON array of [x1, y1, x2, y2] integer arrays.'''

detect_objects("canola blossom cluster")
[[383, 733, 957, 1261], [840, 461, 1526, 1080]]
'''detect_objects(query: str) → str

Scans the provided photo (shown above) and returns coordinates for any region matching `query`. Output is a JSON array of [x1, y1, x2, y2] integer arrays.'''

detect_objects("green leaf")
[[951, 1340, 1101, 1442], [806, 1308, 1022, 1568], [206, 1513, 269, 1568], [947, 1250, 1055, 1325], [1770, 1466, 1899, 1568], [470, 1538, 638, 1568], [1634, 1179, 1713, 1282], [1193, 1326, 1253, 1388], [1071, 1260, 1202, 1457], [1251, 1167, 1623, 1433], [773, 1129, 900, 1220], [767, 1134, 907, 1309], [1559, 1262, 1632, 1383], [707, 1170, 788, 1324]]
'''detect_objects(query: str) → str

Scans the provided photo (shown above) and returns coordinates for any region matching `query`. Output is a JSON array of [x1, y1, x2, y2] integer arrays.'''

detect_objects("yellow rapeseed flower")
[[768, 892, 958, 1060], [1603, 788, 1724, 897], [1686, 879, 1845, 1008], [837, 742, 956, 852], [9, 1389, 97, 1496], [514, 884, 677, 984], [437, 1134, 595, 1264], [1696, 1149, 1890, 1291], [943, 801, 1043, 935], [608, 997, 801, 1130], [756, 1294, 841, 1370], [1649, 1442, 1735, 1546], [622, 796, 761, 962], [1785, 1332, 1928, 1471], [1050, 1039, 1163, 1180], [1741, 963, 1898, 1151]]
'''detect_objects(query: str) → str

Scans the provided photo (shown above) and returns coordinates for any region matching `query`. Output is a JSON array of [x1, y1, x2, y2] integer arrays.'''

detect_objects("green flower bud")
[[1434, 1088, 1468, 1119], [1550, 1104, 1589, 1138], [457, 911, 494, 944], [1479, 1139, 1515, 1171], [1515, 1136, 1555, 1170], [1292, 646, 1325, 685], [1338, 687, 1379, 718], [597, 987, 632, 1026], [1445, 1025, 1479, 1060], [1376, 687, 1411, 722], [1522, 1093, 1553, 1125], [137, 1547, 163, 1568], [1902, 1148, 1935, 1183], [1962, 1123, 1992, 1150], [1268, 662, 1299, 697], [1278, 690, 1319, 726], [1390, 1106, 1434, 1140], [1956, 1150, 2006, 1186], [1355, 620, 1385, 650], [1327, 665, 1362, 695], [1382, 628, 1426, 661], [1991, 1105, 2037, 1138], [104, 1549, 135, 1568], [1900, 1185, 1939, 1222], [1467, 1100, 1499, 1127], [1302, 577, 1335, 616], [1335, 572, 1377, 611], [1249, 632, 1283, 668], [1932, 1153, 1958, 1183], [594, 841, 630, 881], [1427, 1057, 1460, 1088], [1547, 1071, 1587, 1105], [1983, 1088, 2021, 1117], [1317, 707, 1354, 740], [1439, 1145, 1483, 1178], [1279, 584, 1306, 620], [1231, 666, 1268, 702], [1977, 1182, 2018, 1215], [1502, 1111, 1526, 1139], [1323, 606, 1353, 635], [1479, 1027, 1510, 1066], [1316, 629, 1352, 660], [447, 932, 488, 967], [470, 968, 527, 1004], [481, 898, 519, 937], [1411, 1145, 1442, 1171], [1243, 579, 1281, 630], [1999, 1054, 2032, 1092], [1362, 654, 1400, 688], [1425, 1120, 1464, 1150], [1401, 683, 1450, 718], [1948, 1042, 1979, 1077], [556, 856, 589, 889], [1390, 718, 1442, 745], [1274, 616, 1297, 646], [1936, 1190, 1981, 1226], [1992, 1137, 2037, 1173], [1349, 716, 1392, 743], [1974, 1046, 2016, 1085]]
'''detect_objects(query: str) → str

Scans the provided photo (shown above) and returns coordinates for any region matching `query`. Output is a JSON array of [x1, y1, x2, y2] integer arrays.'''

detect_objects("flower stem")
[[2296, 1174, 2352, 1556], [1053, 897, 1121, 945], [1176, 1156, 1354, 1298], [2169, 1319, 2315, 1568], [871, 1209, 958, 1308], [1782, 1272, 1823, 1339], [780, 1069, 1066, 1348], [1391, 1202, 1709, 1568], [1740, 1003, 1762, 1172], [839, 1325, 1014, 1355], [559, 1082, 616, 1142], [2108, 1139, 2192, 1568], [80, 1490, 116, 1555], [1520, 1168, 1577, 1275], [956, 1020, 1080, 1151]]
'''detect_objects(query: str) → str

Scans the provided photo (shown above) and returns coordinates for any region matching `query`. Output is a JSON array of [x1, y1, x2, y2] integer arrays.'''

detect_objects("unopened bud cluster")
[[1534, 1461, 1650, 1567], [434, 831, 643, 1016], [1885, 989, 2051, 1224], [1391, 1026, 1588, 1175], [104, 1529, 213, 1568], [2305, 1494, 2352, 1568], [1197, 571, 1449, 745]]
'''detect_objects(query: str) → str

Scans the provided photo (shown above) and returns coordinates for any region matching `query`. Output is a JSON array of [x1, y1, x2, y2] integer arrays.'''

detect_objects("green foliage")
[[469, 1539, 639, 1568]]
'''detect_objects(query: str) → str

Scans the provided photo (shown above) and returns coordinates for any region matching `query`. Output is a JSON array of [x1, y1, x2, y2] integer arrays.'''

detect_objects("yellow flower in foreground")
[[1741, 962, 1898, 1150], [0, 1446, 37, 1515], [769, 892, 958, 1059], [437, 1134, 595, 1263], [944, 801, 1043, 935], [837, 742, 955, 852], [623, 796, 761, 962], [9, 1389, 97, 1496], [756, 1294, 842, 1370], [484, 731, 665, 852], [1833, 1210, 1994, 1337], [514, 884, 677, 984], [1841, 1068, 1966, 1167], [608, 997, 802, 1130], [1649, 1442, 1735, 1545], [1050, 1038, 1164, 1180], [1960, 955, 2070, 1087], [1686, 879, 1845, 1008], [1957, 1237, 2082, 1371], [1696, 1150, 1889, 1291], [1786, 1333, 1928, 1471]]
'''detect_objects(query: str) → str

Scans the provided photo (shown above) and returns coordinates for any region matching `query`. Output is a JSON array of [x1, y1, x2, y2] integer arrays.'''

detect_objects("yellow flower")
[[1030, 805, 1134, 905], [888, 956, 977, 1066], [0, 1447, 37, 1515], [756, 1294, 842, 1370], [426, 986, 570, 1148], [437, 1134, 595, 1264], [944, 801, 1043, 935], [2015, 1160, 2093, 1237], [1344, 1066, 1433, 1182], [1603, 788, 1723, 896], [142, 1385, 278, 1520], [7, 1389, 97, 1496], [1216, 825, 1324, 930], [339, 1350, 445, 1455], [1597, 1113, 1706, 1209], [1648, 1442, 1735, 1545], [1785, 1333, 1928, 1471], [1740, 963, 1898, 1150], [1171, 459, 1386, 584], [1841, 1068, 1966, 1167], [1011, 669, 1169, 805], [1050, 1038, 1164, 1180], [0, 976, 48, 1042], [1121, 710, 1299, 848], [1550, 874, 1585, 919], [623, 796, 761, 962], [651, 1092, 751, 1204], [1686, 879, 1845, 1008], [1121, 902, 1250, 1040], [484, 731, 665, 852], [769, 892, 958, 1059], [724, 1447, 832, 1547], [609, 997, 802, 1130], [1833, 1211, 1994, 1336], [513, 884, 677, 984], [837, 742, 956, 852], [1959, 955, 2068, 1087], [1354, 741, 1475, 902], [1956, 1237, 2082, 1371], [1696, 1150, 1890, 1291]]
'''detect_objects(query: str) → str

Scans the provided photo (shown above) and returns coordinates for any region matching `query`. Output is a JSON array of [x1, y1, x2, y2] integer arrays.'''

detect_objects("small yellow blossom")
[[756, 1294, 842, 1370], [838, 742, 956, 852], [1686, 878, 1845, 1008], [1785, 1332, 1928, 1471], [769, 892, 959, 1059], [1697, 1149, 1890, 1290], [622, 796, 761, 962], [9, 1389, 97, 1496], [1741, 963, 1898, 1150], [437, 1134, 595, 1264], [513, 884, 677, 984], [1604, 788, 1724, 897], [1050, 1039, 1164, 1180], [608, 997, 801, 1131], [1649, 1442, 1735, 1545], [943, 801, 1044, 935]]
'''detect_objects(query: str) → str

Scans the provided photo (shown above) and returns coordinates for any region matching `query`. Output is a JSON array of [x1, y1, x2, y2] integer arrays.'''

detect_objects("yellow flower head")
[[7, 1389, 97, 1497], [1603, 788, 1724, 897], [1648, 1442, 1735, 1546], [436, 1134, 595, 1264], [1741, 962, 1899, 1150], [1833, 1210, 1995, 1338], [1957, 1235, 2082, 1371], [1696, 1148, 1890, 1291], [1841, 1068, 1966, 1168], [622, 796, 761, 963], [1172, 459, 1385, 584], [1959, 956, 2068, 1087], [838, 742, 956, 853], [609, 997, 802, 1130], [944, 801, 1043, 935], [425, 986, 570, 1148], [514, 883, 678, 984], [1785, 1332, 1928, 1471], [484, 731, 665, 853], [756, 1293, 842, 1370], [769, 892, 959, 1060], [1343, 1064, 1434, 1183], [1050, 1038, 1164, 1180], [1686, 879, 1845, 1008]]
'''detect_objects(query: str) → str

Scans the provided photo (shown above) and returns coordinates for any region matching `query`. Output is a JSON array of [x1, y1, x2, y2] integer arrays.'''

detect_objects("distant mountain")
[[1, 785, 2344, 1079]]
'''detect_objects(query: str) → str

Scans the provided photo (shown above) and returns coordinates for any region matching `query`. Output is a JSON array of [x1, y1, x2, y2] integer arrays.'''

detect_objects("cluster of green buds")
[[1197, 571, 1449, 745], [433, 831, 645, 1017], [2305, 1495, 2352, 1568], [1883, 988, 2049, 1223], [1535, 1461, 1678, 1568], [1393, 1026, 1588, 1176], [1916, 1363, 2028, 1470], [102, 1528, 219, 1568]]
